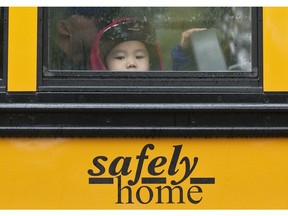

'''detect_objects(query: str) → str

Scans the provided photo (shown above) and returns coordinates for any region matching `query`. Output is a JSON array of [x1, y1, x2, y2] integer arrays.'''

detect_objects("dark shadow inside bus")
[[0, 7, 8, 89], [0, 8, 3, 79]]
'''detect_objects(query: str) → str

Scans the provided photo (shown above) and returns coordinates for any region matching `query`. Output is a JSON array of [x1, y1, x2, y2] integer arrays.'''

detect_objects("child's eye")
[[115, 56, 125, 60], [136, 55, 145, 59]]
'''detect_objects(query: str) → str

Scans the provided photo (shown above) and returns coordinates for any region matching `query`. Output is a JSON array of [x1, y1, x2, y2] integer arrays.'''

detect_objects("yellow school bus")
[[1, 7, 288, 209]]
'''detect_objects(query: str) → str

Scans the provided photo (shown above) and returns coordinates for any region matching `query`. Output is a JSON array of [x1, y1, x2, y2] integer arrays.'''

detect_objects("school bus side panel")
[[8, 7, 37, 92], [263, 7, 288, 91], [0, 138, 288, 209]]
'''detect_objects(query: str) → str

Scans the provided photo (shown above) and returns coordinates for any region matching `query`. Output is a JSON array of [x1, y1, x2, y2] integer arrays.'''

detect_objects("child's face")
[[106, 40, 150, 71]]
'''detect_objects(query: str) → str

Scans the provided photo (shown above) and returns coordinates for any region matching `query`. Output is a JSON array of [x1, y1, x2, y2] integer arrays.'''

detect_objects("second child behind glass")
[[90, 18, 163, 71]]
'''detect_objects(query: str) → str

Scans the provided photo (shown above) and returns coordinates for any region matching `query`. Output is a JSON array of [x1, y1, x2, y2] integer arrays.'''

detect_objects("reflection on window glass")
[[47, 7, 252, 72]]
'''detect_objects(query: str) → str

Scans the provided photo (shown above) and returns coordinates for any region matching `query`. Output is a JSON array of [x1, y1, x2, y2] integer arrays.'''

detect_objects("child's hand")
[[179, 28, 207, 49]]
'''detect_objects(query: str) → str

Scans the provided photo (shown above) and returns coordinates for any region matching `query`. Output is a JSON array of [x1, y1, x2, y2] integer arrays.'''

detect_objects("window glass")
[[0, 7, 3, 79], [46, 7, 252, 73]]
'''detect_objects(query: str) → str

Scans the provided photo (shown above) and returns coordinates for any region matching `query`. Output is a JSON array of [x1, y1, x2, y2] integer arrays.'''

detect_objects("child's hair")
[[90, 18, 163, 70]]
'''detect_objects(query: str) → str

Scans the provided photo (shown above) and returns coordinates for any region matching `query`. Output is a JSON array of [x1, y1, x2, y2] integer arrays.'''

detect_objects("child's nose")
[[126, 58, 137, 69]]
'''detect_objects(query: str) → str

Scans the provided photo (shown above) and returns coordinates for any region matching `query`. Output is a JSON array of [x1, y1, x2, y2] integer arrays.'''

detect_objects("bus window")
[[0, 8, 2, 78], [40, 7, 258, 92], [0, 7, 4, 80], [44, 7, 252, 74]]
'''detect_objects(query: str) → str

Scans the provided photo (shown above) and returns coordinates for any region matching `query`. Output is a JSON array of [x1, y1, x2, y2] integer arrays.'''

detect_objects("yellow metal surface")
[[0, 138, 288, 209], [263, 7, 288, 92], [8, 7, 37, 92]]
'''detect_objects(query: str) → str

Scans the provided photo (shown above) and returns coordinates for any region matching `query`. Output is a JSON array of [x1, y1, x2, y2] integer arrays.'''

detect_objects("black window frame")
[[3, 7, 288, 138]]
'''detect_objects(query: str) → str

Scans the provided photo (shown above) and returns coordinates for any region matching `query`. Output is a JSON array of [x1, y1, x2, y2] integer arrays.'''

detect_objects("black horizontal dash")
[[89, 178, 114, 184], [142, 177, 166, 184], [190, 178, 215, 184]]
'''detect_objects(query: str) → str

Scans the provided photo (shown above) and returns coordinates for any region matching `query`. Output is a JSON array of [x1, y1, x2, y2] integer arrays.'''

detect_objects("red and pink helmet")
[[90, 18, 163, 71]]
